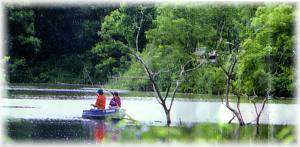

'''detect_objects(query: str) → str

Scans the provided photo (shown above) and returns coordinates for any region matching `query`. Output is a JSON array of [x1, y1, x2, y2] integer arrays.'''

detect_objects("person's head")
[[113, 91, 119, 96], [97, 89, 103, 95]]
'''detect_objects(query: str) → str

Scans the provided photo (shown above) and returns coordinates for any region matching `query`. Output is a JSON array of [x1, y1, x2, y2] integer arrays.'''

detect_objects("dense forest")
[[5, 3, 295, 98]]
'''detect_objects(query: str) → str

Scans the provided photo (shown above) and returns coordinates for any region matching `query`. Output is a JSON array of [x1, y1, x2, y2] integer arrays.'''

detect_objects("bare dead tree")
[[215, 28, 269, 126], [217, 49, 270, 127], [119, 11, 203, 126], [249, 97, 268, 125], [128, 49, 202, 126], [217, 55, 245, 126], [214, 20, 249, 126]]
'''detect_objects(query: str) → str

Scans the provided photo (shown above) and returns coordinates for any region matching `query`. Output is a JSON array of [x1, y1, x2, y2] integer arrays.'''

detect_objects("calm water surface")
[[3, 84, 297, 143]]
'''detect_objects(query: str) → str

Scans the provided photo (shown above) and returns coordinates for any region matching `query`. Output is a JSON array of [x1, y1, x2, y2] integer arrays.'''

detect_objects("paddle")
[[124, 112, 138, 123], [102, 89, 114, 95], [102, 89, 138, 123]]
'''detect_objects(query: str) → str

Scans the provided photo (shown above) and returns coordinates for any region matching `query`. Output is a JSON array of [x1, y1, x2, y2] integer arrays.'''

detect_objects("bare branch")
[[215, 19, 226, 51], [225, 77, 231, 106], [135, 8, 144, 53], [236, 91, 245, 124], [224, 83, 245, 126], [168, 65, 186, 111], [152, 84, 163, 105], [184, 62, 204, 73], [128, 49, 167, 106], [153, 68, 174, 79], [229, 56, 237, 75], [219, 64, 229, 76], [250, 97, 268, 125], [225, 103, 245, 126], [251, 100, 259, 116], [257, 97, 268, 120], [228, 115, 235, 124], [128, 48, 165, 105], [164, 83, 171, 101], [168, 80, 180, 111]]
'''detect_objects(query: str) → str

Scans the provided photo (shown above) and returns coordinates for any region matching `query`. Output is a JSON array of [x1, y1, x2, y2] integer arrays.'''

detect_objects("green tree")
[[239, 4, 295, 97], [92, 4, 155, 82], [7, 7, 41, 82]]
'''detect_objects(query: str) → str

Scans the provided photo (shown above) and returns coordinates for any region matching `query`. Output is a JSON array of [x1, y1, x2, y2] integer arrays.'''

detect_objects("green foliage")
[[8, 58, 32, 82], [7, 8, 41, 58], [6, 6, 113, 84], [6, 7, 41, 83], [143, 5, 257, 94], [92, 40, 131, 82], [275, 126, 296, 143], [92, 5, 155, 82], [238, 4, 295, 97], [121, 60, 151, 91], [141, 5, 223, 92], [190, 65, 225, 95], [138, 123, 295, 143], [6, 4, 295, 98]]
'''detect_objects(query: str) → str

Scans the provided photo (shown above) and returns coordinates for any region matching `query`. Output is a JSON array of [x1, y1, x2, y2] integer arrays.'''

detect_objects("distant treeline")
[[6, 3, 295, 97], [6, 6, 117, 83]]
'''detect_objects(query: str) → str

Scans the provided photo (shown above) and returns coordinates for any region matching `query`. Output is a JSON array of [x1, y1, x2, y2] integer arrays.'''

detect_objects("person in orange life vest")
[[109, 91, 121, 109], [91, 89, 106, 110]]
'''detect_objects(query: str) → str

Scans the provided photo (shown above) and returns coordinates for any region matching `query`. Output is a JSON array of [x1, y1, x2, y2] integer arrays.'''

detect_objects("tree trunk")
[[236, 114, 245, 126], [225, 75, 245, 126], [166, 110, 171, 127], [225, 76, 230, 106], [162, 104, 171, 126]]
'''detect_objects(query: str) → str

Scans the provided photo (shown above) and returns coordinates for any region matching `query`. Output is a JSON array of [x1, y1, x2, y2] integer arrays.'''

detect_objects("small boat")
[[82, 108, 126, 119]]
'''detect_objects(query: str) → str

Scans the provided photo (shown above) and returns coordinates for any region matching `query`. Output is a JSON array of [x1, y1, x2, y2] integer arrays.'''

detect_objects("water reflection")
[[89, 119, 122, 143], [5, 118, 296, 144], [93, 120, 106, 143]]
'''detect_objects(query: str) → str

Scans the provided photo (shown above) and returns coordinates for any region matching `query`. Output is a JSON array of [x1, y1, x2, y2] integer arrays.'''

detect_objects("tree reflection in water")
[[5, 118, 296, 143]]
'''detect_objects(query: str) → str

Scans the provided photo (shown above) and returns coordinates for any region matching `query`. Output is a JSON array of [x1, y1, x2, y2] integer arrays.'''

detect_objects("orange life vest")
[[95, 94, 106, 110]]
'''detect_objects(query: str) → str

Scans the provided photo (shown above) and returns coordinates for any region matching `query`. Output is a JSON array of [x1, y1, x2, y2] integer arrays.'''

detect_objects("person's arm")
[[93, 98, 101, 109], [117, 97, 121, 107]]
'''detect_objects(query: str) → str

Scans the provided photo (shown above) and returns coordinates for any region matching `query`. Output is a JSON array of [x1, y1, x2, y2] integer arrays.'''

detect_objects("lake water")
[[2, 84, 297, 143]]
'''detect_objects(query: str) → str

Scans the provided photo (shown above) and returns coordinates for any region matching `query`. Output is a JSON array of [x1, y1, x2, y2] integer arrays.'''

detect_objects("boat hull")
[[82, 108, 125, 119]]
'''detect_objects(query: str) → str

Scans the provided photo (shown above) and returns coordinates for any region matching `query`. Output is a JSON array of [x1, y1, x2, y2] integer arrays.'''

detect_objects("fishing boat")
[[82, 108, 126, 119]]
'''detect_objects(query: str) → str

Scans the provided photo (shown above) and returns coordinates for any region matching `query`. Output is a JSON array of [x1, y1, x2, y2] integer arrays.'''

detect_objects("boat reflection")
[[94, 120, 106, 143], [91, 119, 121, 143]]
